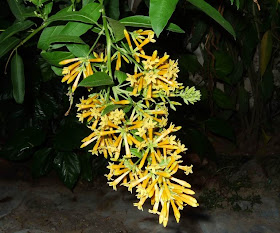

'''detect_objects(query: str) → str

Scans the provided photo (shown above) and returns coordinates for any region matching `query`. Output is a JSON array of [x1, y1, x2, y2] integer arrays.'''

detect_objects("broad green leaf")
[[7, 0, 27, 21], [53, 152, 81, 189], [11, 53, 25, 104], [102, 104, 123, 116], [54, 120, 91, 151], [38, 26, 64, 50], [78, 72, 114, 87], [60, 3, 102, 36], [205, 117, 235, 142], [190, 20, 207, 51], [66, 44, 90, 57], [179, 54, 202, 73], [107, 18, 125, 42], [187, 0, 236, 38], [213, 88, 235, 110], [0, 20, 34, 43], [48, 35, 85, 46], [39, 57, 57, 82], [32, 148, 54, 178], [149, 0, 179, 36], [41, 51, 75, 66], [46, 11, 100, 26], [105, 0, 120, 20], [260, 30, 272, 77], [2, 127, 46, 161], [0, 37, 20, 58], [119, 16, 185, 33], [51, 66, 63, 76], [214, 51, 234, 77], [115, 70, 127, 84]]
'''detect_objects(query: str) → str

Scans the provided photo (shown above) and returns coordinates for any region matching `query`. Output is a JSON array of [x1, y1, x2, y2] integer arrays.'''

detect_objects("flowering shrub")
[[59, 27, 201, 226], [1, 0, 239, 228]]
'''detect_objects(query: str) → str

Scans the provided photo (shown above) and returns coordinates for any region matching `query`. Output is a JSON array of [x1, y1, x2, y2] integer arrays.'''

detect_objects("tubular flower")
[[59, 54, 104, 92], [59, 28, 202, 227]]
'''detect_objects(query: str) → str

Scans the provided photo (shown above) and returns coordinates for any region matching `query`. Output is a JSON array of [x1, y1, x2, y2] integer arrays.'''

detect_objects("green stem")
[[87, 28, 104, 56], [5, 23, 49, 74], [102, 7, 112, 78]]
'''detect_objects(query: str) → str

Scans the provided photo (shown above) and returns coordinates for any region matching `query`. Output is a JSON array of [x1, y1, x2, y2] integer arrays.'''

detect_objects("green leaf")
[[102, 104, 123, 116], [214, 51, 234, 77], [38, 26, 64, 50], [190, 20, 207, 51], [260, 30, 273, 77], [53, 152, 81, 189], [66, 44, 90, 57], [0, 37, 20, 58], [78, 72, 114, 87], [187, 0, 236, 38], [149, 0, 179, 36], [115, 70, 127, 84], [48, 35, 85, 46], [105, 0, 120, 20], [205, 117, 235, 142], [3, 127, 46, 161], [179, 54, 202, 73], [51, 66, 63, 76], [119, 16, 185, 33], [79, 152, 93, 182], [107, 18, 125, 42], [39, 57, 57, 82], [213, 88, 235, 110], [7, 0, 27, 21], [11, 53, 25, 104], [0, 20, 34, 43], [54, 120, 91, 152], [41, 51, 75, 66], [32, 148, 54, 178], [46, 11, 100, 26]]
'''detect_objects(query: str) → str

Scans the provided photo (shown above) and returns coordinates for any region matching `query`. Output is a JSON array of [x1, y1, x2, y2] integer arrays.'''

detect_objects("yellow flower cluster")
[[59, 28, 201, 227]]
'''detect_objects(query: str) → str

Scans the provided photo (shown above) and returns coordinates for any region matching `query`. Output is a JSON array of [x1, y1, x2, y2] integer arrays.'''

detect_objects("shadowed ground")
[[0, 160, 279, 233]]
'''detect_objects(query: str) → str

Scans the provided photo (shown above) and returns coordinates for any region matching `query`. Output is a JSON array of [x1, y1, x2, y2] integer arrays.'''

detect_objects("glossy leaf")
[[260, 30, 272, 77], [11, 53, 25, 104], [105, 0, 120, 20], [190, 20, 207, 51], [53, 152, 81, 189], [3, 127, 46, 161], [107, 18, 125, 42], [149, 0, 179, 36], [48, 35, 85, 46], [187, 0, 236, 38], [38, 26, 64, 50], [7, 0, 27, 21], [78, 72, 114, 87], [0, 37, 20, 59], [32, 148, 54, 178], [66, 44, 91, 57], [54, 120, 91, 151], [119, 16, 185, 33], [0, 20, 34, 43], [179, 54, 202, 73], [41, 51, 75, 66], [205, 117, 235, 142], [115, 70, 127, 84], [102, 104, 123, 116]]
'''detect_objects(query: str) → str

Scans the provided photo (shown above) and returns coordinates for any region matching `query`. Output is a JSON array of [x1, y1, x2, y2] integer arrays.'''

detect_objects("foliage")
[[0, 0, 279, 228]]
